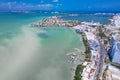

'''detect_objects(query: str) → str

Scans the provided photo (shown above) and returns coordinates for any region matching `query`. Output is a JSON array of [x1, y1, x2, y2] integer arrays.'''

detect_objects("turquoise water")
[[0, 12, 85, 80], [61, 14, 112, 24], [0, 12, 51, 41]]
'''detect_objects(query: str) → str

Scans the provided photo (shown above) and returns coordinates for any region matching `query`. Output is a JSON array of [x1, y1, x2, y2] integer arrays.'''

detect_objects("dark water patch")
[[37, 33, 49, 39]]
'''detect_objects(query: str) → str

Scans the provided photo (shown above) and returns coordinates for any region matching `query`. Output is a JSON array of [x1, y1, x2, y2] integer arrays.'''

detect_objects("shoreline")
[[31, 16, 102, 80], [31, 15, 120, 80]]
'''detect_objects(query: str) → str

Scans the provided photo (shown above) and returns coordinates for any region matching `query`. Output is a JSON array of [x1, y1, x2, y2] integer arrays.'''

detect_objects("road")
[[97, 35, 107, 80], [99, 40, 107, 79], [94, 35, 107, 80]]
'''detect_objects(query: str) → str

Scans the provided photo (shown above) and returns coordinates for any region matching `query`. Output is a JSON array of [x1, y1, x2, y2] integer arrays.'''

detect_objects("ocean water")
[[61, 14, 113, 24], [0, 12, 112, 80], [0, 12, 85, 80]]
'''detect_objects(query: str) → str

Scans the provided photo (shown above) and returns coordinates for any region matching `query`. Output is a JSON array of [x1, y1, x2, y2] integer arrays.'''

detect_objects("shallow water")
[[0, 12, 85, 80]]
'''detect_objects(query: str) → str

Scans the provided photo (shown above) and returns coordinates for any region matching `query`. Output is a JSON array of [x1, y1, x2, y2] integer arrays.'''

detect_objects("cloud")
[[36, 4, 53, 10], [53, 0, 58, 2], [0, 2, 53, 11], [38, 4, 53, 7]]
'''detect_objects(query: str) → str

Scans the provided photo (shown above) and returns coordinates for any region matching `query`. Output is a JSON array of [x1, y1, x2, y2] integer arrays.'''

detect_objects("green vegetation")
[[81, 33, 91, 61], [105, 57, 120, 68], [96, 74, 99, 80], [73, 32, 91, 80], [104, 57, 110, 64], [102, 66, 108, 80], [99, 26, 106, 39], [110, 62, 120, 68], [74, 64, 85, 80], [96, 64, 101, 80]]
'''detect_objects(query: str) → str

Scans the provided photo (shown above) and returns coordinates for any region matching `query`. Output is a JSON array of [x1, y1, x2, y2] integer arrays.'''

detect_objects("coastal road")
[[97, 36, 107, 80], [94, 35, 107, 80], [99, 41, 107, 79]]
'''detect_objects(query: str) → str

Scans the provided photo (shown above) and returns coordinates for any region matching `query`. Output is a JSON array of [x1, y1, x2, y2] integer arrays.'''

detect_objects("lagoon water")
[[0, 12, 112, 80]]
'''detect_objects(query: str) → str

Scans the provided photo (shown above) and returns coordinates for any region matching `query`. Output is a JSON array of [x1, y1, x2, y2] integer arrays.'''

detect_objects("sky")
[[0, 0, 120, 12]]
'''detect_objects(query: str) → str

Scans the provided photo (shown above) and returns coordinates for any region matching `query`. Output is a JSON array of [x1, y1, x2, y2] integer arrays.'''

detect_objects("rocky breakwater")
[[31, 16, 81, 27]]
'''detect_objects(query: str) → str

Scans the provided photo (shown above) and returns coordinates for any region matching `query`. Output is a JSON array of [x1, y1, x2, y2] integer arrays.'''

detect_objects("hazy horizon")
[[0, 0, 120, 12]]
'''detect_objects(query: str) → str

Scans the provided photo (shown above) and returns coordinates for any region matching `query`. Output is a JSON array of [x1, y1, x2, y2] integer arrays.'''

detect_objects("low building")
[[106, 65, 120, 80], [82, 61, 96, 80]]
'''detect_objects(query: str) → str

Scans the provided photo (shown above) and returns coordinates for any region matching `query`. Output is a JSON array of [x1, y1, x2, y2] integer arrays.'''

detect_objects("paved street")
[[98, 36, 107, 80]]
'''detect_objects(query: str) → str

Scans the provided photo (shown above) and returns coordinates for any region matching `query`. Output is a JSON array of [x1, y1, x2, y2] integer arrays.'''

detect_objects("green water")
[[0, 12, 85, 80]]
